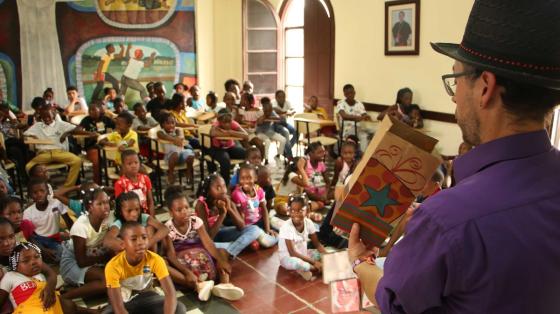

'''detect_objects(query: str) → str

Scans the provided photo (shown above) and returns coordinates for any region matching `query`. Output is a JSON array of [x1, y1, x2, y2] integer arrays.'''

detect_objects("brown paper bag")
[[331, 115, 441, 246]]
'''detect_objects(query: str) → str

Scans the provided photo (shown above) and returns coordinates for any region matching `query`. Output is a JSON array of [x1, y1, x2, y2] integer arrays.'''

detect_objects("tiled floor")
[[227, 247, 376, 314], [37, 147, 379, 313]]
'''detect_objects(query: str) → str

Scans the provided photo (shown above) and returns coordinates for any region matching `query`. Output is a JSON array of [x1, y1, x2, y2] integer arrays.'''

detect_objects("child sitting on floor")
[[28, 164, 58, 202], [278, 194, 326, 281], [195, 174, 262, 258], [59, 187, 113, 301], [114, 150, 155, 216], [229, 145, 262, 189], [0, 242, 95, 313], [304, 142, 330, 208], [157, 112, 195, 185], [330, 141, 357, 195], [0, 218, 60, 313], [103, 192, 168, 253], [0, 196, 25, 243], [23, 178, 74, 263], [99, 111, 139, 165], [103, 221, 186, 314], [257, 165, 275, 212], [231, 163, 278, 250], [275, 157, 323, 221], [162, 186, 244, 302]]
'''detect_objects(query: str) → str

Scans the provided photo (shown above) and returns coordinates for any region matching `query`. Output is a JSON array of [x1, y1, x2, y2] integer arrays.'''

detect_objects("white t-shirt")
[[204, 102, 226, 114], [272, 99, 293, 113], [23, 120, 76, 151], [336, 99, 367, 136], [66, 97, 88, 114], [23, 199, 68, 237], [123, 59, 145, 79], [68, 214, 111, 256], [278, 217, 317, 260], [277, 172, 301, 196], [0, 272, 46, 309]]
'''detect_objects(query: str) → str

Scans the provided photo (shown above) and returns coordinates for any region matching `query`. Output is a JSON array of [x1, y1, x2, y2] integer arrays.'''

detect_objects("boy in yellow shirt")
[[103, 221, 186, 314], [100, 112, 139, 165]]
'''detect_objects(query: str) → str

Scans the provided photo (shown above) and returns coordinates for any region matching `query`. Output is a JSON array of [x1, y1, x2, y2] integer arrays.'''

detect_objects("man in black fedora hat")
[[348, 0, 560, 313]]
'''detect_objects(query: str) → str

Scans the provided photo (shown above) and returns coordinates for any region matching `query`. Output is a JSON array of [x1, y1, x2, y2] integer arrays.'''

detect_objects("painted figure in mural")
[[120, 46, 157, 103], [104, 0, 170, 9], [92, 43, 127, 102], [392, 11, 412, 46]]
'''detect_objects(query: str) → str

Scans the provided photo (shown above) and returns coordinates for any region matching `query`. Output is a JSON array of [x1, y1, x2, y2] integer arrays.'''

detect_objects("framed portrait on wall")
[[385, 0, 420, 55]]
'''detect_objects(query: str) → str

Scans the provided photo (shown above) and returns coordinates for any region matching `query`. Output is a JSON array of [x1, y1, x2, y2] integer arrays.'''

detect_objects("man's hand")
[[313, 261, 323, 273], [348, 223, 378, 263]]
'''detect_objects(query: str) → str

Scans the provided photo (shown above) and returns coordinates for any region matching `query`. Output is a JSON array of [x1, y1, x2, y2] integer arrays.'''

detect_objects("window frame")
[[242, 0, 283, 98]]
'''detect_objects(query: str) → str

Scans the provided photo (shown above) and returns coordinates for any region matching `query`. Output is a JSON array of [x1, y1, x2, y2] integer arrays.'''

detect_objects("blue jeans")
[[102, 291, 186, 314], [278, 120, 298, 147], [214, 225, 262, 257], [274, 124, 293, 158]]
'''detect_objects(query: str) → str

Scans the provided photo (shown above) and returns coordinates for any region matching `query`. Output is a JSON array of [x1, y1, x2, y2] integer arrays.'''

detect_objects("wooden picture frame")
[[385, 0, 420, 55]]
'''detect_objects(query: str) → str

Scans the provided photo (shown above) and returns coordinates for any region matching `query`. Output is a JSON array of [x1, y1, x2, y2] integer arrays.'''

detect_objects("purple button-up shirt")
[[376, 130, 560, 313]]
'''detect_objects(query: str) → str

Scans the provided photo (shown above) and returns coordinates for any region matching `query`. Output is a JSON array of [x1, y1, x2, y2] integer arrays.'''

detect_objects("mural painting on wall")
[[0, 53, 17, 107], [75, 37, 185, 105], [96, 0, 179, 28]]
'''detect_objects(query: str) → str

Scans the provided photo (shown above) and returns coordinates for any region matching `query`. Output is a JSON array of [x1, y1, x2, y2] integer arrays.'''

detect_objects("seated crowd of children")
[[0, 78, 442, 313]]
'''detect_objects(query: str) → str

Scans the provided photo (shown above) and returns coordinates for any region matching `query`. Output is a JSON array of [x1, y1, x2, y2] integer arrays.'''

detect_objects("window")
[[243, 0, 280, 97], [283, 0, 305, 112]]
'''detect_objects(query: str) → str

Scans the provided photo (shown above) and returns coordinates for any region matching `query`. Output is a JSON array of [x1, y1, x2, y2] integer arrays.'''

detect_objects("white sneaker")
[[297, 270, 314, 281], [197, 280, 215, 301], [212, 283, 245, 301]]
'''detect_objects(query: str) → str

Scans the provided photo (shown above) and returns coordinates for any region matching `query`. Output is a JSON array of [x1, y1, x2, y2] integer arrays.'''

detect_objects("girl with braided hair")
[[0, 242, 95, 313]]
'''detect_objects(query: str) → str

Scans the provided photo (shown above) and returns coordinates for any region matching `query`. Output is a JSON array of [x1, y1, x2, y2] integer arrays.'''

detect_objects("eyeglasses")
[[441, 71, 476, 96]]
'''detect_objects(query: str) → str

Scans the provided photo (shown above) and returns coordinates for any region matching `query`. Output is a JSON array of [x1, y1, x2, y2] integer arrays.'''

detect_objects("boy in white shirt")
[[23, 178, 74, 262], [272, 90, 297, 147], [336, 84, 373, 151], [24, 107, 96, 187], [64, 86, 88, 118]]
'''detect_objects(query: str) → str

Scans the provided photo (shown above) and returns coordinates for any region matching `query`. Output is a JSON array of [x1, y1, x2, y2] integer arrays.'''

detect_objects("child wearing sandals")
[[231, 163, 278, 250], [278, 194, 326, 281], [162, 186, 244, 302], [59, 187, 113, 300]]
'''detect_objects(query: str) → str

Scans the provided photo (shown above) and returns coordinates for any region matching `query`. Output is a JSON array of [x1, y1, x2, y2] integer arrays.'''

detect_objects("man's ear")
[[479, 71, 499, 109]]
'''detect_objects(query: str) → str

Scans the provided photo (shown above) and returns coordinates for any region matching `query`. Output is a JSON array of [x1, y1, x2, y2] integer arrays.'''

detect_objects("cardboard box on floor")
[[331, 115, 441, 247]]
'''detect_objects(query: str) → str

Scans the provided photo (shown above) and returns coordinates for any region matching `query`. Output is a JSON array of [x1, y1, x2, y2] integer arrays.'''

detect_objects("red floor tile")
[[241, 303, 282, 314], [293, 281, 330, 303], [247, 282, 287, 300], [272, 294, 308, 313], [290, 306, 318, 314], [313, 297, 332, 313], [230, 292, 268, 311]]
